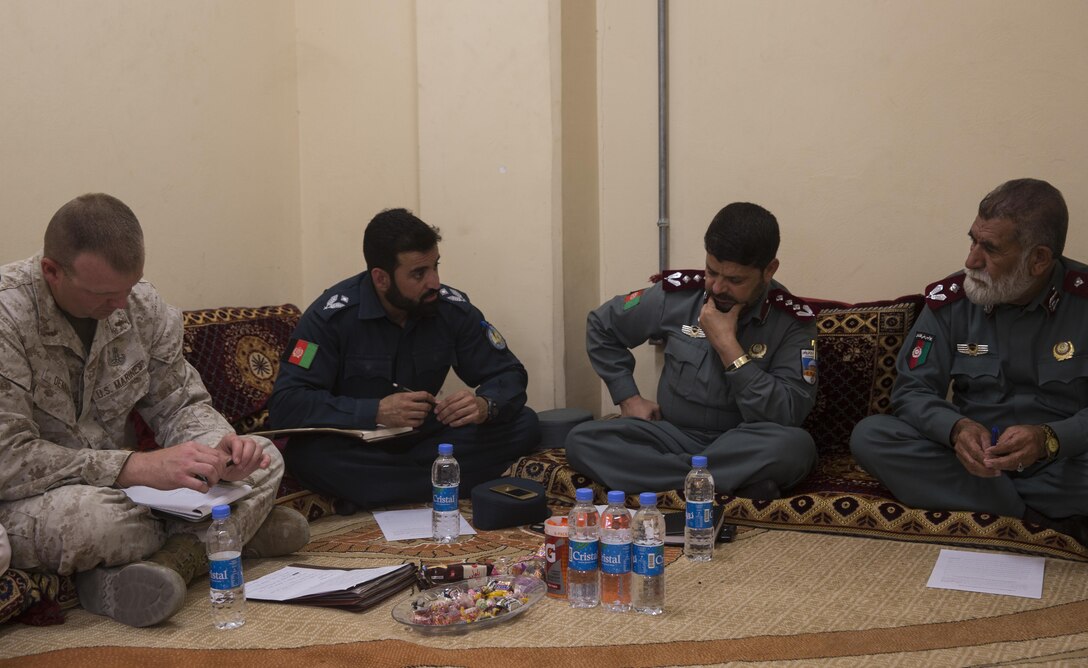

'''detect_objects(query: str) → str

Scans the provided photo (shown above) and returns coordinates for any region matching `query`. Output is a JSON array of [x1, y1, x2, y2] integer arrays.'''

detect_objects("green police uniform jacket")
[[586, 270, 818, 433], [892, 257, 1088, 459]]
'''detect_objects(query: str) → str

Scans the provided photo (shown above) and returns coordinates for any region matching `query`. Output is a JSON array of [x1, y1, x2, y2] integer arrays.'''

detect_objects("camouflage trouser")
[[0, 441, 283, 576]]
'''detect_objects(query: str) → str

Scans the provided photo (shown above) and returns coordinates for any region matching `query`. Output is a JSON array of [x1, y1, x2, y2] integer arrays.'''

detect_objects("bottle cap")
[[692, 455, 708, 468], [606, 490, 625, 504], [438, 443, 453, 456], [211, 504, 231, 520], [638, 492, 657, 506], [575, 487, 593, 502]]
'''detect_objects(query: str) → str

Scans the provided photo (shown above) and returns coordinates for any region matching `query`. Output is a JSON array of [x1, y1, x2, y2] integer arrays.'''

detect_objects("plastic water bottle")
[[207, 504, 245, 630], [685, 455, 716, 562], [599, 489, 631, 612], [631, 492, 665, 615], [432, 443, 460, 543], [566, 487, 600, 608]]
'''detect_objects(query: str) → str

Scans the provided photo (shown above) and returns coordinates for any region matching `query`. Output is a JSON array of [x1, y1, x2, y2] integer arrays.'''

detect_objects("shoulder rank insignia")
[[766, 289, 816, 321], [324, 294, 350, 310], [924, 273, 966, 309], [1063, 269, 1088, 298], [651, 269, 705, 292], [483, 321, 507, 350], [439, 286, 467, 303]]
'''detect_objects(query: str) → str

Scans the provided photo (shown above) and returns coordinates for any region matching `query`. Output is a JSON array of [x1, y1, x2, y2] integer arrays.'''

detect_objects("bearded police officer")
[[0, 194, 309, 627], [267, 208, 539, 511], [566, 202, 819, 498], [850, 178, 1088, 545]]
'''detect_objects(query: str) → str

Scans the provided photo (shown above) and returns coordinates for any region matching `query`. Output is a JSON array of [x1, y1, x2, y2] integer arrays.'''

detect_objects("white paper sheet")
[[926, 548, 1045, 599], [245, 564, 403, 601], [122, 482, 253, 520], [372, 508, 476, 542]]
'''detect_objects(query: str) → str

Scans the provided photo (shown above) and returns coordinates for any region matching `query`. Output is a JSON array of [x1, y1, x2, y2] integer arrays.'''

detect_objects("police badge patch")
[[908, 333, 934, 369], [483, 321, 507, 350], [801, 349, 817, 385]]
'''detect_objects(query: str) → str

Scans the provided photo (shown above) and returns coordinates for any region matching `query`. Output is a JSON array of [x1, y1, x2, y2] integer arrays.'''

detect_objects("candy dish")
[[391, 575, 545, 635]]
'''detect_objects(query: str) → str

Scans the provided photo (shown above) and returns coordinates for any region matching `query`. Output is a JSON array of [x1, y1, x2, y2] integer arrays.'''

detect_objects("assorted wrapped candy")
[[409, 578, 532, 627]]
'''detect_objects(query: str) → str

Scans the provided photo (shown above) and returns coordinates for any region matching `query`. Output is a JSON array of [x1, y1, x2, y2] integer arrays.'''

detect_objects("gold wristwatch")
[[726, 354, 751, 372], [1041, 424, 1060, 461]]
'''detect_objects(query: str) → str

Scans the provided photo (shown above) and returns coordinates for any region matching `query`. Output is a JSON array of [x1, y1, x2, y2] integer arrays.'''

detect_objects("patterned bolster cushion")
[[132, 304, 303, 451], [180, 304, 303, 434], [800, 295, 925, 455]]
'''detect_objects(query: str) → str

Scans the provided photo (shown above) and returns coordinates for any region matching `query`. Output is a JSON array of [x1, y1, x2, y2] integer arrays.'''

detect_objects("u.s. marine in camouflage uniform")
[[851, 179, 1088, 543], [0, 194, 307, 627], [566, 203, 819, 497]]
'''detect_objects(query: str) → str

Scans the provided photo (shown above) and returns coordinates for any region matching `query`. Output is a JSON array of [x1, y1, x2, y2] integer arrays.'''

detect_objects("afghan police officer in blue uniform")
[[566, 202, 819, 498], [851, 178, 1088, 545], [268, 208, 539, 510]]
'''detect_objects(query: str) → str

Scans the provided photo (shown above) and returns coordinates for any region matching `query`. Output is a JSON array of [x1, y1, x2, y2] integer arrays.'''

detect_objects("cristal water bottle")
[[599, 489, 631, 612], [631, 491, 665, 615], [566, 487, 600, 608], [207, 504, 245, 630], [432, 443, 460, 543], [684, 455, 716, 562]]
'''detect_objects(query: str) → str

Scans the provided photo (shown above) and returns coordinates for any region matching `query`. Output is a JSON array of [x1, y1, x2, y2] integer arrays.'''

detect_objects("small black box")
[[470, 477, 550, 530]]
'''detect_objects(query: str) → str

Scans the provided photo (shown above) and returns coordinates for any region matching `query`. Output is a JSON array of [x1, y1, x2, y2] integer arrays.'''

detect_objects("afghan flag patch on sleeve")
[[288, 339, 318, 369], [623, 290, 644, 311], [908, 333, 933, 369]]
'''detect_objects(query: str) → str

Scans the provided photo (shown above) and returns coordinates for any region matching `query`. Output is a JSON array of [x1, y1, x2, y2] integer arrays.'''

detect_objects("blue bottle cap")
[[438, 443, 453, 456], [639, 492, 658, 506], [575, 487, 593, 502], [692, 455, 708, 468], [211, 504, 231, 520], [607, 490, 625, 504]]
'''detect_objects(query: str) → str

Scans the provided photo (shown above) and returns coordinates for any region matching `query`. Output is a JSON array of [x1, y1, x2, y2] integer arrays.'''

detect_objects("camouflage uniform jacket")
[[0, 255, 233, 502]]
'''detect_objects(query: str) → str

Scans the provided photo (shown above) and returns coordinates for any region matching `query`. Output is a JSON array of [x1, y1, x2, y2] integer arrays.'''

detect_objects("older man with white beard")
[[850, 178, 1088, 545]]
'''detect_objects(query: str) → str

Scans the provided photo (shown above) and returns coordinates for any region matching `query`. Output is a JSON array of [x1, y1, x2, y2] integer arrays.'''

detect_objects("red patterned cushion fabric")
[[795, 295, 923, 495], [181, 304, 302, 433], [0, 568, 78, 626]]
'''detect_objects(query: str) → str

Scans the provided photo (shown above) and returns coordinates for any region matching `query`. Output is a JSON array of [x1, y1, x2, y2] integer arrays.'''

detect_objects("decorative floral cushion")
[[181, 304, 303, 434]]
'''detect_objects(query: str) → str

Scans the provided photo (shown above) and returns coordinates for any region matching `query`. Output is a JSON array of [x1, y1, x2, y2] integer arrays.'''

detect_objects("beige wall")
[[295, 1, 419, 303], [416, 0, 563, 409], [0, 0, 301, 308], [4, 1, 1087, 416]]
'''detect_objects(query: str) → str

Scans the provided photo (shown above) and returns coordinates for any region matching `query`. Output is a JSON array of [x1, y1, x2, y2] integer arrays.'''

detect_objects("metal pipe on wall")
[[657, 0, 669, 273]]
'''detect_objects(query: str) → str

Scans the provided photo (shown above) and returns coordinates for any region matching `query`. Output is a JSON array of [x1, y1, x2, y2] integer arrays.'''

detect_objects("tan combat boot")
[[242, 505, 310, 559]]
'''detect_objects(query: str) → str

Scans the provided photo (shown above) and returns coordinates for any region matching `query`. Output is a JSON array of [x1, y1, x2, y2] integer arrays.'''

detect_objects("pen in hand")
[[392, 382, 437, 406], [990, 426, 1000, 448]]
